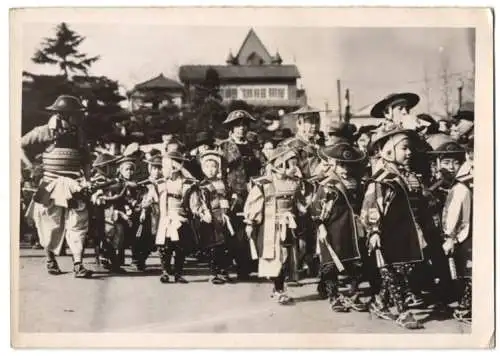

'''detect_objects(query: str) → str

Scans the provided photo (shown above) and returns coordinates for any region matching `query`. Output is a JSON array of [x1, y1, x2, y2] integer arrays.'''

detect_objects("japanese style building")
[[179, 29, 307, 110], [128, 73, 184, 111]]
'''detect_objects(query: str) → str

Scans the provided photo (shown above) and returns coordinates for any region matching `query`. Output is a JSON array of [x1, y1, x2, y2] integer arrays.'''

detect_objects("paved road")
[[17, 247, 471, 334]]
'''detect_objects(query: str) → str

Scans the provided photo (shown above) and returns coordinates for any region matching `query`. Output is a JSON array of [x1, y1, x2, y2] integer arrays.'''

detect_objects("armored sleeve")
[[360, 181, 395, 236], [21, 125, 52, 148], [442, 183, 472, 243], [319, 188, 340, 223], [243, 184, 264, 226], [189, 187, 210, 219]]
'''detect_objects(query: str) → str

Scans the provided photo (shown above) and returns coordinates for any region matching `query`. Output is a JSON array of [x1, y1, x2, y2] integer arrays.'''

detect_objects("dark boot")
[[46, 259, 62, 275], [160, 271, 171, 284], [173, 247, 187, 283], [73, 262, 93, 278], [210, 275, 225, 285], [395, 310, 423, 330], [330, 295, 350, 312], [159, 246, 173, 283], [369, 295, 396, 320]]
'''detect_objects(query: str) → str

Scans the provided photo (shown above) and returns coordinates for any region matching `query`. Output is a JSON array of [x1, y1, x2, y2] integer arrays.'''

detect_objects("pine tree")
[[31, 22, 100, 80], [191, 68, 225, 132]]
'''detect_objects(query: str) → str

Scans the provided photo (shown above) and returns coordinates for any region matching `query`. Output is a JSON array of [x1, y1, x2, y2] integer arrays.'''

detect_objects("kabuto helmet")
[[46, 95, 86, 113]]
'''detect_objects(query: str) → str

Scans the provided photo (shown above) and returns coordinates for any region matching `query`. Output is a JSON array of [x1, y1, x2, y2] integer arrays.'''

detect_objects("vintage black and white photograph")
[[10, 7, 493, 348]]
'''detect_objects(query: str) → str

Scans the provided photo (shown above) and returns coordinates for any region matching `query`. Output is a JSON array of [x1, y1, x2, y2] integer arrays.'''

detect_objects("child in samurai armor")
[[310, 142, 369, 313], [135, 151, 163, 271], [360, 123, 427, 330], [102, 148, 143, 273], [195, 149, 234, 285], [156, 151, 199, 284], [423, 134, 468, 309], [442, 139, 473, 324], [243, 146, 304, 305], [88, 152, 119, 268]]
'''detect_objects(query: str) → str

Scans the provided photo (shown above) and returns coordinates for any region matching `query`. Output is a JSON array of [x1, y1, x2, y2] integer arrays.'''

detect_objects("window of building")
[[254, 88, 267, 99], [242, 88, 253, 99], [221, 88, 237, 99], [269, 87, 285, 99]]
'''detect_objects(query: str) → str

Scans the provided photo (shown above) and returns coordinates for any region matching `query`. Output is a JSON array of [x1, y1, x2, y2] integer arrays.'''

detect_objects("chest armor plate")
[[42, 147, 82, 173], [203, 180, 226, 210], [271, 179, 299, 212], [166, 179, 185, 213]]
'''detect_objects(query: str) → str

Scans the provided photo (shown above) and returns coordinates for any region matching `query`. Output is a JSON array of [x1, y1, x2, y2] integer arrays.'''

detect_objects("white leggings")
[[33, 202, 88, 262]]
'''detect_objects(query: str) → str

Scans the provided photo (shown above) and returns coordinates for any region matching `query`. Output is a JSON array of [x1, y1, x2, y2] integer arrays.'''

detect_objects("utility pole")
[[457, 77, 464, 109], [344, 89, 351, 123], [337, 79, 342, 122]]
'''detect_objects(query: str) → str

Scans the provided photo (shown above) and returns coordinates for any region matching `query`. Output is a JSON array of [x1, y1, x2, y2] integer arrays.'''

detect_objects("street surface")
[[18, 246, 471, 334]]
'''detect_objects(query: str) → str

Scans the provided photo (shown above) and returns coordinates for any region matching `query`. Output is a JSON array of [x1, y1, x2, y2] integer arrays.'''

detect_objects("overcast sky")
[[22, 23, 474, 116]]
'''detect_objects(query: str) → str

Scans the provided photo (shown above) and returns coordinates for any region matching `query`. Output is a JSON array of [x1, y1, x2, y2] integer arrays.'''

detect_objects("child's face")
[[439, 157, 462, 176], [202, 160, 219, 179], [163, 159, 181, 178], [393, 138, 412, 166], [149, 165, 161, 180], [357, 133, 370, 151], [120, 163, 135, 180], [285, 157, 299, 176], [262, 142, 274, 159], [298, 119, 318, 141], [167, 143, 180, 153]]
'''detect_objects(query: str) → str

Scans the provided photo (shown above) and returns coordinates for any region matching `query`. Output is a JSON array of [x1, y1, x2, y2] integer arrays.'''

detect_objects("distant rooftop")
[[134, 73, 183, 90], [179, 65, 300, 82]]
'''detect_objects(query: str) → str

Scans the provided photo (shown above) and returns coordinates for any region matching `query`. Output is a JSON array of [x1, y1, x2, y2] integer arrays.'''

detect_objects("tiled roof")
[[179, 65, 300, 82], [134, 73, 184, 90]]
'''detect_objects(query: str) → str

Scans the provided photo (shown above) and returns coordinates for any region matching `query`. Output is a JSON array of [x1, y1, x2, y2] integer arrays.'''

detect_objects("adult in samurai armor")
[[310, 142, 369, 312], [156, 151, 200, 284], [279, 105, 321, 178], [21, 95, 93, 278], [218, 110, 264, 280], [243, 146, 306, 305], [360, 123, 428, 330]]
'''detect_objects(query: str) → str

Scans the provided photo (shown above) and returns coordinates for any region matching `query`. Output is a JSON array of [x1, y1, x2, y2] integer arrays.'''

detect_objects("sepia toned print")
[[10, 7, 493, 349]]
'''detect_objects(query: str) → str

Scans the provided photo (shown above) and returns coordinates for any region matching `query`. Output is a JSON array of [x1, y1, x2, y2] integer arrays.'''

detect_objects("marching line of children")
[[20, 94, 474, 332], [84, 123, 473, 330]]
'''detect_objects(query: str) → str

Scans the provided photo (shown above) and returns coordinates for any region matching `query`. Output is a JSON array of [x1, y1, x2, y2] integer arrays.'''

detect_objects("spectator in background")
[[450, 102, 474, 144], [324, 121, 350, 147], [438, 119, 451, 135]]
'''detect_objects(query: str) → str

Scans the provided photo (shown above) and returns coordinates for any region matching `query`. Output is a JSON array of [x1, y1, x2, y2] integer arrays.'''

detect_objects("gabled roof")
[[235, 28, 273, 65], [179, 65, 300, 82], [134, 73, 183, 90]]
